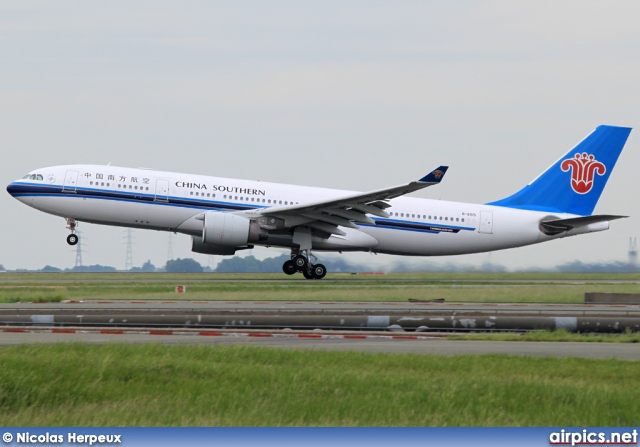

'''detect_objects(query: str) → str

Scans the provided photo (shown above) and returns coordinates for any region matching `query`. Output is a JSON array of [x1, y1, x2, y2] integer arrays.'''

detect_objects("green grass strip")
[[2, 272, 640, 303], [448, 330, 640, 343], [0, 344, 638, 426]]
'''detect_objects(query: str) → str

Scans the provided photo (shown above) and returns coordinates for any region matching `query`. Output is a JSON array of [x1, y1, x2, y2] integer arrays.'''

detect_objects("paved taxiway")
[[2, 300, 639, 315], [2, 301, 639, 331], [1, 300, 639, 360], [1, 330, 638, 360]]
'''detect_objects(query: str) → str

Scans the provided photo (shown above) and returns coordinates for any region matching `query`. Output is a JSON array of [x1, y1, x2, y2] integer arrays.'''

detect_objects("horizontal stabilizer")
[[540, 214, 626, 234]]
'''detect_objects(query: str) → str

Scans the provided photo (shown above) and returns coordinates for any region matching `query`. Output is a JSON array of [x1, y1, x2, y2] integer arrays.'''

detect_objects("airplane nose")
[[6, 181, 22, 197]]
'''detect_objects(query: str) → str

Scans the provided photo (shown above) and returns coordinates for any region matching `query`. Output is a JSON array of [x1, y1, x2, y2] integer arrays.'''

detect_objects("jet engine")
[[201, 211, 267, 247], [191, 236, 243, 255]]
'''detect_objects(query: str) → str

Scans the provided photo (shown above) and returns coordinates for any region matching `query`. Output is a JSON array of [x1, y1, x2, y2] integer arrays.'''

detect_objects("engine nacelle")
[[191, 236, 241, 255], [201, 211, 267, 247]]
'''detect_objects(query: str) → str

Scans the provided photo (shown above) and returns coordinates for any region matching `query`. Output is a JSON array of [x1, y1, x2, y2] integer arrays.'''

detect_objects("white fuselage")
[[8, 164, 607, 257]]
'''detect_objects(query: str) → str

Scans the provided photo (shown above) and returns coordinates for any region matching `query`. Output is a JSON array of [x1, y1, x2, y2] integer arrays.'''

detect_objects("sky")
[[2, 1, 640, 271]]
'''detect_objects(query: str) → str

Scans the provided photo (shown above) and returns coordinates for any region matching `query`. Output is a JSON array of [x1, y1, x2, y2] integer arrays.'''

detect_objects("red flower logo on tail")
[[560, 153, 606, 194]]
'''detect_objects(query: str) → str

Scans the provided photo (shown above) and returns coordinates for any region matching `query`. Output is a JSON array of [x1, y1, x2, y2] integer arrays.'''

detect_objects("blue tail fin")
[[487, 125, 632, 215]]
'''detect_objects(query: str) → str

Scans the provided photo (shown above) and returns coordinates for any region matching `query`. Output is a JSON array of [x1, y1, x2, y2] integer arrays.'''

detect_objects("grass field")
[[1, 273, 638, 426], [0, 343, 638, 426], [450, 329, 640, 343], [1, 272, 640, 303]]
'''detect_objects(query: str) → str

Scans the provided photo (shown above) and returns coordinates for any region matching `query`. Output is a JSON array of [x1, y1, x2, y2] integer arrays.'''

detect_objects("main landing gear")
[[282, 250, 327, 280], [283, 227, 327, 279], [66, 218, 79, 246]]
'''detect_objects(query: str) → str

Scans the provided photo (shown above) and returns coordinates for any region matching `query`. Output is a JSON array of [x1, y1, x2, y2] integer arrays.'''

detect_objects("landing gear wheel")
[[302, 268, 314, 280], [312, 264, 327, 280], [67, 234, 79, 246], [293, 255, 308, 271], [282, 260, 297, 275]]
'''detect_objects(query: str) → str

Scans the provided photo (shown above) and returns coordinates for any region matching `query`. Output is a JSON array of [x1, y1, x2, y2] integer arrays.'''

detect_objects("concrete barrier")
[[2, 312, 640, 333]]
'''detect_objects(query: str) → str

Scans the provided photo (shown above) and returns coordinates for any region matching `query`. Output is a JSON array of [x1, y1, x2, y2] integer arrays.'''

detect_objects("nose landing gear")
[[66, 218, 79, 246]]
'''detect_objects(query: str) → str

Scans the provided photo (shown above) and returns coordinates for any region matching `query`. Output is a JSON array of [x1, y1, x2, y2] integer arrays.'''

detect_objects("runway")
[[0, 327, 638, 360]]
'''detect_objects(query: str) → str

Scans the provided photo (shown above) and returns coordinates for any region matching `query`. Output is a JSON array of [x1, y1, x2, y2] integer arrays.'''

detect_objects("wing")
[[246, 166, 448, 237]]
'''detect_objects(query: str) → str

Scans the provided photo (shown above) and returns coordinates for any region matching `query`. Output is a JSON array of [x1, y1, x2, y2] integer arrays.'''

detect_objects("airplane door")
[[154, 179, 169, 202], [62, 170, 79, 192], [479, 211, 493, 234]]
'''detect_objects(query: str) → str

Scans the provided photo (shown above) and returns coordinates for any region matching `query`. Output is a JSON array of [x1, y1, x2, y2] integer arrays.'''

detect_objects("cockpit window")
[[22, 174, 31, 179], [23, 174, 43, 181]]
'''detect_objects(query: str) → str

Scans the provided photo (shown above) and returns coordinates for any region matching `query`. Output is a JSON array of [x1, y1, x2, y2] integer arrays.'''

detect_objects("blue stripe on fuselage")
[[7, 182, 477, 234], [6, 182, 263, 212], [365, 218, 475, 234]]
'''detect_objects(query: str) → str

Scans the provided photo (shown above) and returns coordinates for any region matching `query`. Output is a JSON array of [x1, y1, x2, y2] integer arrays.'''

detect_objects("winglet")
[[419, 166, 449, 183]]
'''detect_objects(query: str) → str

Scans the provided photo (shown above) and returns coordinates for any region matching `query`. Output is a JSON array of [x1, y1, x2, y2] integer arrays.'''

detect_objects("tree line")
[[3, 257, 640, 273]]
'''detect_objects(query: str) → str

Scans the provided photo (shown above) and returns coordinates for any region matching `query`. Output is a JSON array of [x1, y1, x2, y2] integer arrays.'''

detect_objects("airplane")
[[6, 125, 631, 279]]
